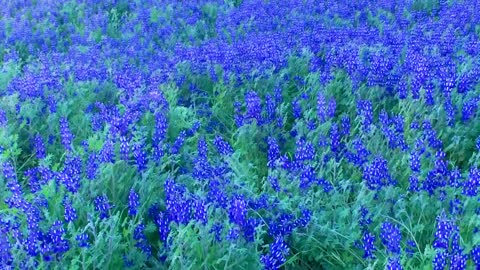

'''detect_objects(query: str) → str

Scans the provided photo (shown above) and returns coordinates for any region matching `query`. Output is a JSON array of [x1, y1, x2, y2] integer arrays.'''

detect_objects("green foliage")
[[1, 1, 480, 269]]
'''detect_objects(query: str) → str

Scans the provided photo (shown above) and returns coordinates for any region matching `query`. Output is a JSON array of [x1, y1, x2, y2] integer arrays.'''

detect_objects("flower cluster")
[[1, 0, 480, 269]]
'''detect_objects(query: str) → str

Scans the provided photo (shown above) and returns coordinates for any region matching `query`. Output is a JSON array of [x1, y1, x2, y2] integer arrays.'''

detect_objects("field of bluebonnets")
[[1, 0, 480, 269]]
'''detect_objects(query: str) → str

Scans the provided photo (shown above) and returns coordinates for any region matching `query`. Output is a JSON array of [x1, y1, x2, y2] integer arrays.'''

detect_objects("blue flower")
[[472, 245, 480, 267], [341, 115, 350, 136], [268, 176, 281, 192], [294, 139, 315, 162], [408, 175, 420, 192], [153, 112, 168, 144], [2, 162, 17, 182], [463, 167, 479, 197], [386, 257, 403, 270], [76, 233, 90, 248], [261, 237, 289, 270], [295, 209, 311, 228], [269, 213, 295, 237], [363, 157, 395, 190], [359, 206, 372, 230], [34, 134, 46, 159], [245, 91, 262, 123], [226, 227, 239, 241], [300, 166, 316, 189], [357, 100, 373, 132], [133, 224, 151, 256], [229, 196, 247, 226], [170, 131, 187, 154], [197, 137, 208, 158], [100, 140, 115, 164], [317, 92, 327, 123], [119, 136, 130, 161], [156, 212, 170, 244], [433, 250, 447, 270], [380, 222, 402, 254], [213, 135, 233, 156], [362, 231, 376, 259], [25, 168, 42, 193], [330, 123, 340, 153], [0, 109, 7, 127], [132, 142, 147, 172], [64, 198, 77, 222], [292, 99, 302, 119], [48, 221, 70, 254], [59, 118, 74, 151], [86, 153, 99, 180], [128, 189, 140, 216], [265, 94, 277, 123], [410, 151, 421, 172], [433, 213, 455, 250], [209, 223, 223, 242], [0, 225, 12, 266], [193, 199, 208, 225], [267, 137, 280, 168], [94, 195, 113, 219]]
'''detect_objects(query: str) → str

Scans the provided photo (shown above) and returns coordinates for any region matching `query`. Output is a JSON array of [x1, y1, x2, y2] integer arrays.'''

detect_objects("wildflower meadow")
[[1, 0, 480, 269]]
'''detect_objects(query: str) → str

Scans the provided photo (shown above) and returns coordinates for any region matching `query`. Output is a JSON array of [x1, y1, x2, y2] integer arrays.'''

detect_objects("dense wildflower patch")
[[1, 0, 480, 269]]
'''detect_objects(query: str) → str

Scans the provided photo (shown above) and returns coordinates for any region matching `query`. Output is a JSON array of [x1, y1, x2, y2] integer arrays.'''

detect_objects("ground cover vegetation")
[[1, 0, 480, 269]]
